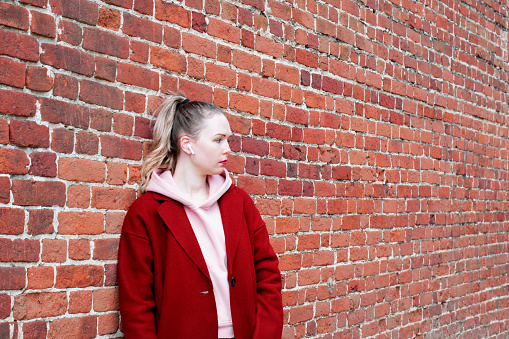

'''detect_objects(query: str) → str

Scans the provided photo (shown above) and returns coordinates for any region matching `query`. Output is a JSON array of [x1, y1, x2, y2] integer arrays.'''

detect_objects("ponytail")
[[139, 95, 225, 193]]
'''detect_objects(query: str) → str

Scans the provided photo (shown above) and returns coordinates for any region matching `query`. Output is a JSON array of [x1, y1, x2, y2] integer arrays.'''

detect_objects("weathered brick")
[[93, 238, 120, 260], [9, 120, 49, 148], [0, 89, 36, 117], [41, 44, 94, 76], [49, 316, 97, 339], [55, 265, 103, 288], [100, 135, 143, 160], [123, 12, 162, 43], [22, 320, 47, 338], [82, 27, 129, 58], [155, 0, 191, 27], [95, 56, 117, 82], [12, 180, 66, 206], [29, 152, 57, 177], [0, 148, 29, 175], [117, 62, 159, 90], [58, 158, 105, 183], [49, 0, 98, 25], [0, 238, 40, 262], [0, 267, 25, 289], [0, 3, 29, 30], [98, 6, 120, 30], [51, 128, 74, 153], [80, 79, 123, 110], [150, 46, 186, 73], [92, 187, 136, 210], [42, 239, 67, 263], [0, 28, 39, 61], [28, 209, 54, 235], [26, 66, 54, 92], [13, 292, 66, 320], [30, 10, 56, 37], [0, 57, 26, 88], [58, 212, 104, 235], [53, 73, 78, 99], [58, 20, 82, 45], [76, 131, 99, 155]]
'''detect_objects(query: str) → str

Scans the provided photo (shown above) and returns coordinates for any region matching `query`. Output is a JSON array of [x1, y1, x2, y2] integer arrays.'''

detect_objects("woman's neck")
[[173, 163, 209, 205]]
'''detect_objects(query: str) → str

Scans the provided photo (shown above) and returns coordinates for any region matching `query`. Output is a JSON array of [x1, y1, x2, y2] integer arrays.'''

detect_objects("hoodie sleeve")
[[118, 203, 158, 339], [243, 192, 284, 339]]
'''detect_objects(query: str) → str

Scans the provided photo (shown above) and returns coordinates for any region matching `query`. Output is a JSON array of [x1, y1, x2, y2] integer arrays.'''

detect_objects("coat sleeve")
[[118, 205, 158, 339], [246, 195, 284, 339]]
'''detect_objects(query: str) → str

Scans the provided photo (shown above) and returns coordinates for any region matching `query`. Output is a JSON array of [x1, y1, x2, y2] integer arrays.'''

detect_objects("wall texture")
[[0, 0, 508, 338]]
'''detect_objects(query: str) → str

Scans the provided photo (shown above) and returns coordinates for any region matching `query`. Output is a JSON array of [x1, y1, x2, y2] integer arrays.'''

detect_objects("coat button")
[[230, 277, 236, 287]]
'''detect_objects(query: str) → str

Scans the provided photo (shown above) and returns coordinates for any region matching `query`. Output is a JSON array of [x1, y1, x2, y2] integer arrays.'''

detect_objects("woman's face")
[[188, 113, 232, 176]]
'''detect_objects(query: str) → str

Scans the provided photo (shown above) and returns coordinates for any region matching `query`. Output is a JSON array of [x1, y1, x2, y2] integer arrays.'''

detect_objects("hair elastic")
[[176, 98, 190, 109]]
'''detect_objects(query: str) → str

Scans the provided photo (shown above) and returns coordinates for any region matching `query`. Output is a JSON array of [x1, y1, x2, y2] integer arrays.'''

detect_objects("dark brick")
[[123, 12, 162, 43], [26, 66, 54, 92], [0, 267, 25, 289], [0, 3, 29, 30], [0, 207, 25, 235], [91, 109, 113, 132], [95, 57, 117, 82], [80, 80, 123, 110], [40, 98, 89, 129], [12, 180, 66, 207], [30, 10, 56, 38], [0, 293, 10, 319], [28, 209, 54, 235], [53, 73, 78, 99], [0, 239, 40, 262], [41, 44, 94, 76], [58, 20, 82, 46], [100, 135, 142, 160], [0, 177, 9, 203], [29, 152, 57, 177], [0, 89, 36, 117], [49, 0, 98, 25], [0, 28, 39, 61], [76, 131, 99, 155], [0, 56, 26, 88], [9, 120, 49, 148], [83, 27, 129, 59], [51, 128, 74, 153]]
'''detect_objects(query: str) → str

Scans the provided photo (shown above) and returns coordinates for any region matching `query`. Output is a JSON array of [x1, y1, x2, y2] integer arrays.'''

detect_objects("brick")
[[206, 63, 236, 87], [92, 187, 136, 210], [0, 238, 40, 262], [12, 180, 66, 207], [30, 10, 56, 37], [0, 148, 29, 175], [0, 28, 39, 61], [66, 185, 90, 208], [130, 40, 149, 63], [51, 128, 74, 153], [49, 0, 98, 25], [104, 263, 118, 286], [69, 290, 92, 313], [69, 239, 91, 260], [0, 267, 25, 289], [0, 88, 36, 117], [55, 265, 103, 288], [76, 131, 99, 155], [98, 312, 119, 335], [182, 32, 216, 58], [22, 320, 47, 339], [100, 135, 142, 160], [80, 79, 123, 110], [98, 6, 120, 30], [49, 316, 97, 339], [134, 0, 153, 14], [105, 211, 125, 234], [0, 120, 7, 144], [0, 293, 9, 319], [125, 91, 146, 113], [106, 162, 127, 185], [95, 56, 117, 82], [0, 57, 26, 88], [9, 120, 49, 148], [233, 49, 261, 73], [58, 20, 82, 45], [229, 92, 259, 114], [0, 177, 9, 203], [123, 12, 162, 43], [53, 73, 78, 99], [150, 46, 186, 73], [28, 209, 54, 235], [192, 11, 207, 32], [13, 292, 66, 320], [93, 288, 119, 311], [155, 0, 191, 27], [82, 27, 129, 58], [252, 77, 279, 99], [58, 158, 105, 183], [26, 66, 54, 92], [103, 0, 133, 8], [208, 17, 240, 43], [41, 44, 94, 76], [275, 64, 300, 85], [163, 26, 180, 48], [0, 3, 29, 30], [29, 152, 57, 177], [91, 109, 113, 132], [179, 78, 213, 102], [117, 62, 159, 90], [41, 98, 90, 129], [41, 239, 66, 263], [58, 212, 104, 235]]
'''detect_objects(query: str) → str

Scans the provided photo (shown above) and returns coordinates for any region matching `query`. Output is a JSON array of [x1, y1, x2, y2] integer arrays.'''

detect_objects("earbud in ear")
[[187, 144, 195, 155]]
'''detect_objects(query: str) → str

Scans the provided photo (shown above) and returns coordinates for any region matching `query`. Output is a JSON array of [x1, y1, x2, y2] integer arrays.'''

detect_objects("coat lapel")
[[218, 189, 242, 273], [157, 200, 211, 281]]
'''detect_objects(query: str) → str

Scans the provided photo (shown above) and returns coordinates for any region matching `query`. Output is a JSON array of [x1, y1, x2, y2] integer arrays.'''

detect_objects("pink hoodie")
[[146, 168, 234, 338]]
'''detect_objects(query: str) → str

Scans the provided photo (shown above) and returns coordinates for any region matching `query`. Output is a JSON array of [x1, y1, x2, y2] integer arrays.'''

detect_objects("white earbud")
[[187, 144, 195, 155]]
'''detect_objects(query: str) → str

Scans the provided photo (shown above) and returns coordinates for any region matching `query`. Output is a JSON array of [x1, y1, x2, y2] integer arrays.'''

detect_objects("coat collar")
[[154, 186, 241, 281]]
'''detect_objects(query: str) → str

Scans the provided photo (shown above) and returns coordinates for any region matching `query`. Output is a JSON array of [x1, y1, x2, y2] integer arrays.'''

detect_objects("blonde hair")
[[139, 95, 225, 193]]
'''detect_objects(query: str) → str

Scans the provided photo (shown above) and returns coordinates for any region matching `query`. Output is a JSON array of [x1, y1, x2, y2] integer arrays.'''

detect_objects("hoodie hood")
[[146, 168, 232, 209]]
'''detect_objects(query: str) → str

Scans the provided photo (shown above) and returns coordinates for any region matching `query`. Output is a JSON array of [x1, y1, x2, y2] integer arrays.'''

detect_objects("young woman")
[[118, 95, 283, 339]]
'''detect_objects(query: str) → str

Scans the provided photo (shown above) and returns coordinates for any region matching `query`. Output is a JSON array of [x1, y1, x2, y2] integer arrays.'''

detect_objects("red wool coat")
[[118, 184, 283, 339]]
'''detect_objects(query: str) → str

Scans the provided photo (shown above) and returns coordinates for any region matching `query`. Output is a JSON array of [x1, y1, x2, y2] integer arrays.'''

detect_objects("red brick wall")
[[0, 0, 508, 337]]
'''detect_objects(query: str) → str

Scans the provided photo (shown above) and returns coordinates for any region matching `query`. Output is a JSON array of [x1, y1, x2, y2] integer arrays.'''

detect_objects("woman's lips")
[[220, 160, 227, 165]]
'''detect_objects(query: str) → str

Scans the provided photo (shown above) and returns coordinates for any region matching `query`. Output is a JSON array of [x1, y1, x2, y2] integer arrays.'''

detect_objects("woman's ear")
[[179, 136, 194, 155]]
